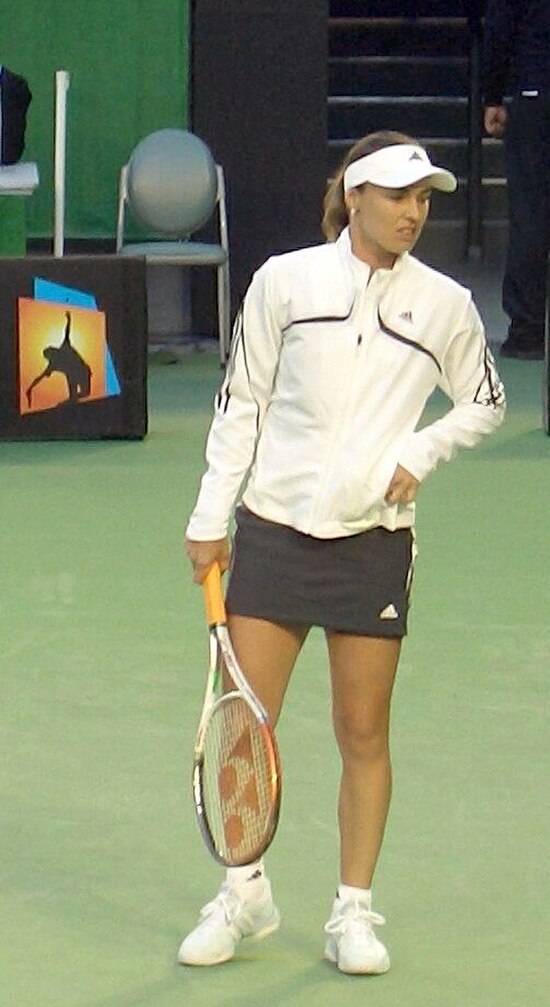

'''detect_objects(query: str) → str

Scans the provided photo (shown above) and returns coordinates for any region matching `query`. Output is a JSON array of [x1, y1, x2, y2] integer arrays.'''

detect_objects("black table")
[[0, 255, 147, 440]]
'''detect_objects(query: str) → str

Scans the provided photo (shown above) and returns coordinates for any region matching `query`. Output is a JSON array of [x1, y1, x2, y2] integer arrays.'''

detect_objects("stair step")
[[329, 18, 469, 58], [413, 179, 506, 222], [326, 8, 492, 231], [330, 1, 472, 16], [415, 219, 508, 267], [328, 95, 469, 139], [426, 138, 505, 178], [329, 56, 469, 97], [327, 137, 506, 178]]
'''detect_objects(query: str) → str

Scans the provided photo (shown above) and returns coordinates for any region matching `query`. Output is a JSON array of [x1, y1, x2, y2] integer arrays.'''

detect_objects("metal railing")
[[466, 8, 484, 259]]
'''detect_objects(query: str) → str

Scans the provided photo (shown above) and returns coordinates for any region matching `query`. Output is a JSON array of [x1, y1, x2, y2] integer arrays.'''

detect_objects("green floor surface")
[[1, 354, 549, 1007]]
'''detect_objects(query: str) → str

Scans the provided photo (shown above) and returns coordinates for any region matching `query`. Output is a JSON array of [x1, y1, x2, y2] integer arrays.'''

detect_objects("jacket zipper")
[[305, 284, 374, 531]]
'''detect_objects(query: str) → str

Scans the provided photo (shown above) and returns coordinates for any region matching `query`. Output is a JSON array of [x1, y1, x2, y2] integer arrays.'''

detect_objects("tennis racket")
[[192, 562, 282, 866]]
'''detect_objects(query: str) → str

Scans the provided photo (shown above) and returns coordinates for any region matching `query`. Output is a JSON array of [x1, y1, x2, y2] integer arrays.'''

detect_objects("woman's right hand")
[[184, 536, 231, 584]]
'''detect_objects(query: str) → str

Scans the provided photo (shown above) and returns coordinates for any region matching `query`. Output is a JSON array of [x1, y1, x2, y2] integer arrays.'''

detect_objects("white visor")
[[343, 144, 457, 194]]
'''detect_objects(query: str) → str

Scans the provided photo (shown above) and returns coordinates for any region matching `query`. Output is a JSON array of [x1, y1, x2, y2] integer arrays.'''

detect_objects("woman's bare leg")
[[326, 632, 401, 889], [227, 614, 309, 726]]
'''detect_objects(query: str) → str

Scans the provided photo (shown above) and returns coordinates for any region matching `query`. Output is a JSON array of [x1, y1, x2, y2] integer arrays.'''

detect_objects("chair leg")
[[217, 261, 231, 366]]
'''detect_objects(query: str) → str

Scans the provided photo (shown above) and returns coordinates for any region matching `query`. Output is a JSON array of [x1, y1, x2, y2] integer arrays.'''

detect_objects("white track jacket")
[[187, 229, 505, 540]]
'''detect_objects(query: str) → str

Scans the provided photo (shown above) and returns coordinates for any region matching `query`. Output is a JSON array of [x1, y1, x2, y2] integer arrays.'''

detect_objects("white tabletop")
[[0, 162, 39, 195]]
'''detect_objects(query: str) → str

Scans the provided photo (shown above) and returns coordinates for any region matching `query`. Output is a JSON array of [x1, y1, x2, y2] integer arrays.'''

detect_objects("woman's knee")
[[332, 706, 390, 762]]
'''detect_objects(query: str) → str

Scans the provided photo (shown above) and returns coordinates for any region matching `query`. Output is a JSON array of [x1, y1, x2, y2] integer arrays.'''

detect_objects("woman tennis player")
[[178, 131, 505, 973]]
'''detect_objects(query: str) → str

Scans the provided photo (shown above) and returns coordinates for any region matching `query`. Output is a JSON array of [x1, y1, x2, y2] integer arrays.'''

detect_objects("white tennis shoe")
[[324, 894, 390, 974], [177, 877, 280, 966]]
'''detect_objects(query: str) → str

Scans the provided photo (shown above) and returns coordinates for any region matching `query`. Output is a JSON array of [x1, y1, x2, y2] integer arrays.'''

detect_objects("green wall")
[[1, 0, 189, 238]]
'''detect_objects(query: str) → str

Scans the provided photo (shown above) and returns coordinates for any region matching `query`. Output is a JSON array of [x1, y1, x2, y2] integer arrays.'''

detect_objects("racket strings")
[[202, 696, 277, 863]]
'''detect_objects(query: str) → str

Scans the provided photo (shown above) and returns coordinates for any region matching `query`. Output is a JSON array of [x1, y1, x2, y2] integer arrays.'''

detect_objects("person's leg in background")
[[501, 93, 548, 360]]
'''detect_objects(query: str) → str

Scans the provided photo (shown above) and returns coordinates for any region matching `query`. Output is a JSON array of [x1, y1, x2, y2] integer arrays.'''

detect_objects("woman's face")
[[346, 180, 432, 269]]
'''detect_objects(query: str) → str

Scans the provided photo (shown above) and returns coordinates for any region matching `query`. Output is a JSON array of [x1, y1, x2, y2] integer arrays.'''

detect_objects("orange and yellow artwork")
[[17, 299, 111, 415]]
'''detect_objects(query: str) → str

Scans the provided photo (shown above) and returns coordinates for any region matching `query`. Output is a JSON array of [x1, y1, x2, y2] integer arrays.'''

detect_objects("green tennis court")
[[1, 351, 548, 1007]]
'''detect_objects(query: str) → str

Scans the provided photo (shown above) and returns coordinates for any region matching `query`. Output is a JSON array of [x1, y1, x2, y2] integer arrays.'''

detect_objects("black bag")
[[0, 67, 32, 165]]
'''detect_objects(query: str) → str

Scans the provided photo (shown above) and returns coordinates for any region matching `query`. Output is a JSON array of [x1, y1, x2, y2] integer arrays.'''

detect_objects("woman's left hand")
[[385, 465, 420, 506]]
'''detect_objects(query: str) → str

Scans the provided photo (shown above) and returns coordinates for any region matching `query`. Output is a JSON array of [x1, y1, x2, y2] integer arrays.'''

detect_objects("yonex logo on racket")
[[218, 727, 262, 852]]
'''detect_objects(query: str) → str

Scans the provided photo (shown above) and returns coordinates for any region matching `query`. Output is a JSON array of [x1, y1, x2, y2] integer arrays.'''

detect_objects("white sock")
[[337, 883, 371, 905], [226, 860, 265, 888]]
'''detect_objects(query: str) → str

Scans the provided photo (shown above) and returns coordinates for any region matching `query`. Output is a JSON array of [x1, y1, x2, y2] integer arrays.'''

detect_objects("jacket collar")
[[336, 227, 408, 290]]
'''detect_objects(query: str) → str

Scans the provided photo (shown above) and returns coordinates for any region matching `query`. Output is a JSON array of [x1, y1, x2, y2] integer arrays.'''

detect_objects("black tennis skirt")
[[225, 507, 416, 638]]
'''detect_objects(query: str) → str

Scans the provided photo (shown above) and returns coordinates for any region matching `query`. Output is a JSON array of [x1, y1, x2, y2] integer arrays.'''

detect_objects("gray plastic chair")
[[116, 129, 230, 363]]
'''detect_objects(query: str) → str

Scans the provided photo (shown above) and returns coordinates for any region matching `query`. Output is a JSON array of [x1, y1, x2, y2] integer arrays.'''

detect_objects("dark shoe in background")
[[499, 328, 544, 361]]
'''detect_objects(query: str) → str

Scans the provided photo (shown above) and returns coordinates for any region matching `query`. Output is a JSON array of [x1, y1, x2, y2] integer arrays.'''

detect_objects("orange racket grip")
[[202, 562, 227, 627]]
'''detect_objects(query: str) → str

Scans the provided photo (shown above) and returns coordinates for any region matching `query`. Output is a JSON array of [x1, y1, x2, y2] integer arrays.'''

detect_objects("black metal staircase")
[[327, 1, 507, 262]]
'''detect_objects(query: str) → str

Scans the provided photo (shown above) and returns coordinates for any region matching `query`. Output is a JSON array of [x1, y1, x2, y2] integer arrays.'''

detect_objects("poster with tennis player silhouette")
[[0, 255, 147, 440], [17, 299, 120, 415]]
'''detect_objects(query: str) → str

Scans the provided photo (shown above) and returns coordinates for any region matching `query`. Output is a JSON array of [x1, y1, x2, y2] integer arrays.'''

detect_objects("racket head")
[[193, 689, 281, 867]]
